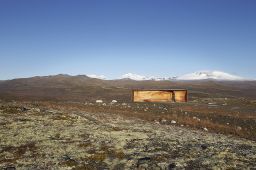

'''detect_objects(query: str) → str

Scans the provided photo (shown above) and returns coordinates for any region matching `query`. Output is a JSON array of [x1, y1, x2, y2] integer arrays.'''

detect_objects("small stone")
[[62, 155, 71, 160], [154, 120, 160, 124], [201, 144, 208, 150], [171, 120, 176, 124], [33, 108, 40, 112], [48, 110, 57, 114], [4, 165, 16, 170], [203, 127, 208, 131], [137, 157, 151, 168], [96, 100, 103, 103], [21, 107, 29, 112], [237, 126, 242, 130], [111, 100, 117, 103], [161, 119, 167, 124], [168, 162, 176, 170]]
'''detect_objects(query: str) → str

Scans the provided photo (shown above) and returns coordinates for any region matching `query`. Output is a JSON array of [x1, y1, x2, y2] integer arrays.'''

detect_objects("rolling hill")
[[0, 74, 256, 102]]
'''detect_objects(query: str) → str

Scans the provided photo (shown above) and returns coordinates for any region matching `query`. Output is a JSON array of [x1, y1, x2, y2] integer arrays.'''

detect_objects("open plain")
[[0, 100, 256, 169], [0, 75, 256, 169]]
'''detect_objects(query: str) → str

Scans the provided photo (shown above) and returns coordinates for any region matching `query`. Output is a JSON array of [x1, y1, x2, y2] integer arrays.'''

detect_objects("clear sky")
[[0, 0, 256, 80]]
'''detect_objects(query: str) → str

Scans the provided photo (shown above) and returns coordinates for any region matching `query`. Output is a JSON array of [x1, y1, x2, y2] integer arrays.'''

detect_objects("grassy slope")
[[0, 75, 256, 102]]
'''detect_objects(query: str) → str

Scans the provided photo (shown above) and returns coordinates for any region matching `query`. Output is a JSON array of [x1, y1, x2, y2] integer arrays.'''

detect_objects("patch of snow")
[[87, 71, 250, 81], [177, 71, 245, 81], [87, 74, 107, 80], [121, 73, 174, 81], [121, 73, 148, 81]]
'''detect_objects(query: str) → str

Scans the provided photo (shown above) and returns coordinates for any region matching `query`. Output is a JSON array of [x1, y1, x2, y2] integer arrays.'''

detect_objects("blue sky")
[[0, 0, 256, 80]]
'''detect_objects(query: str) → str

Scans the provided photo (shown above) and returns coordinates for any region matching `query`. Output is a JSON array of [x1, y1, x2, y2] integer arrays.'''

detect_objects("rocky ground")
[[0, 101, 256, 169]]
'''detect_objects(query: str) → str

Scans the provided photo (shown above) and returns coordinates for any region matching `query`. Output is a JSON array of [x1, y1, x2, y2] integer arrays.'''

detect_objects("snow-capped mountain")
[[120, 71, 247, 81], [121, 73, 173, 81], [177, 71, 245, 81], [121, 73, 148, 81], [87, 74, 107, 80], [86, 71, 247, 81]]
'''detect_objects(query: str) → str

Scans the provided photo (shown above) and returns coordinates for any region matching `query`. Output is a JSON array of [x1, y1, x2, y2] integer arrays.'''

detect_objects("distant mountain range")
[[89, 71, 250, 81], [0, 72, 255, 102]]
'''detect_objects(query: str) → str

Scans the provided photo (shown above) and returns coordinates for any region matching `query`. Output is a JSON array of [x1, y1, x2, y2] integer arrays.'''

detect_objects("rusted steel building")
[[132, 89, 188, 103]]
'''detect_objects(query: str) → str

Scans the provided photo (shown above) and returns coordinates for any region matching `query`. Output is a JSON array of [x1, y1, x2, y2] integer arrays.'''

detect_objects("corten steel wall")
[[132, 90, 188, 103], [173, 90, 187, 102]]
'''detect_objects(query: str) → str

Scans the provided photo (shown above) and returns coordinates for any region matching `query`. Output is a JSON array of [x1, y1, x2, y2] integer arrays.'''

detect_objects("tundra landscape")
[[0, 74, 256, 169], [1, 1, 256, 169]]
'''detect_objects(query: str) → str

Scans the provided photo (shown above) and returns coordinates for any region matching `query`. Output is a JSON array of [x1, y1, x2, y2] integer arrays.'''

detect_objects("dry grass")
[[0, 100, 256, 169], [0, 142, 37, 164], [40, 100, 256, 141]]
